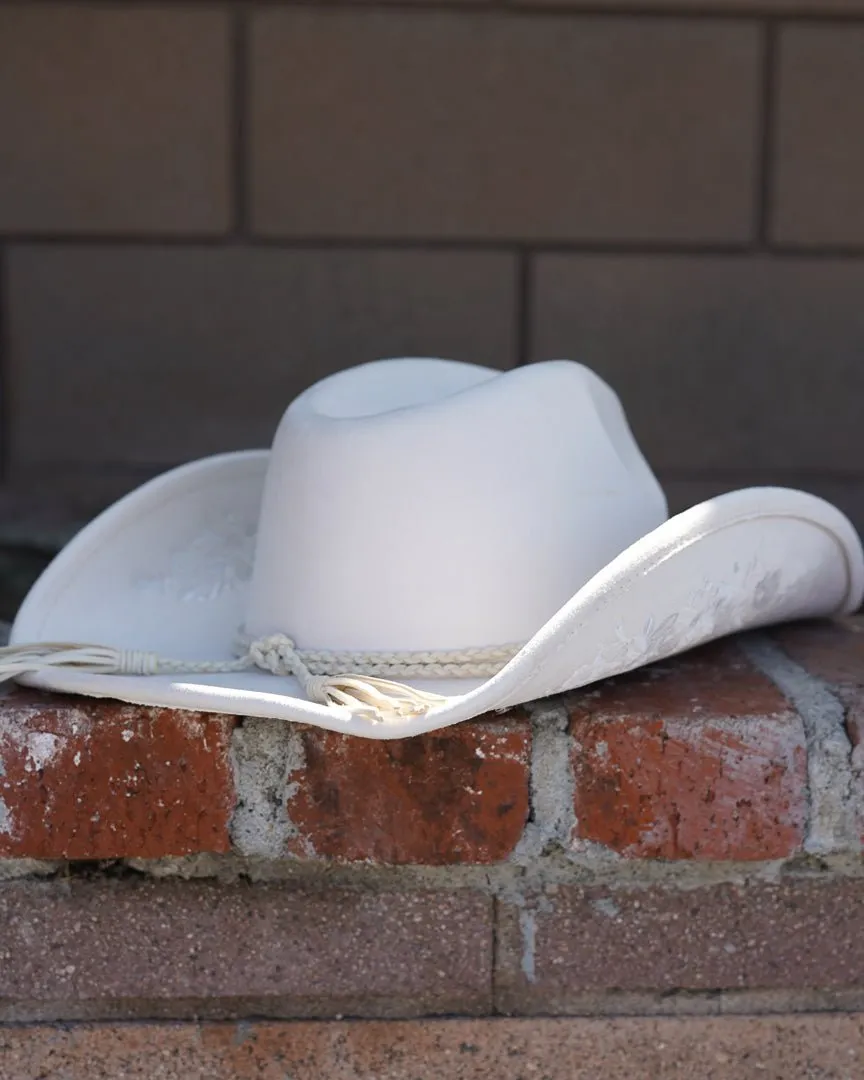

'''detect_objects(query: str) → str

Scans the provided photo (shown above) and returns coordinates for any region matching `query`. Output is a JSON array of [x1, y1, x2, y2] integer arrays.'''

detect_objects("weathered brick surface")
[[773, 26, 864, 247], [251, 10, 758, 241], [0, 690, 236, 859], [0, 879, 492, 1021], [772, 617, 864, 718], [286, 718, 530, 864], [772, 616, 864, 836], [0, 5, 230, 234], [0, 638, 834, 865], [496, 879, 864, 1014], [1, 629, 859, 866], [569, 643, 807, 859], [5, 1014, 864, 1080], [7, 246, 516, 472]]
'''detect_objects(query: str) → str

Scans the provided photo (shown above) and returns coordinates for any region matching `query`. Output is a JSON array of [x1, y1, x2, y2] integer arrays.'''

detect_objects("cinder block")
[[0, 5, 230, 234], [250, 10, 759, 242], [773, 25, 864, 247], [6, 246, 517, 470], [531, 253, 864, 472]]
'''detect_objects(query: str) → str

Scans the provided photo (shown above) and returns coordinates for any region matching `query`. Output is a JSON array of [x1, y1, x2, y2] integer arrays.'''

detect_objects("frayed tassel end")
[[306, 673, 449, 723], [0, 642, 157, 682]]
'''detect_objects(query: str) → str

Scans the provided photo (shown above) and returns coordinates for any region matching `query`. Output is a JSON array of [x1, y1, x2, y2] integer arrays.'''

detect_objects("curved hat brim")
[[9, 451, 864, 739]]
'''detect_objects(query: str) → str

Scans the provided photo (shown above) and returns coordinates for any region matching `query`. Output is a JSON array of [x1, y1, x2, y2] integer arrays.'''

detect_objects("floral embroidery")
[[553, 553, 813, 695], [135, 514, 257, 603]]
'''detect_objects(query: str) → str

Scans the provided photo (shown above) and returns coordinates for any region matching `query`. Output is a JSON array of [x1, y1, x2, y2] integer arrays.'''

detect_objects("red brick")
[[5, 1014, 864, 1080], [496, 879, 864, 1014], [0, 880, 491, 1020], [0, 689, 236, 859], [569, 643, 806, 859], [287, 718, 530, 865]]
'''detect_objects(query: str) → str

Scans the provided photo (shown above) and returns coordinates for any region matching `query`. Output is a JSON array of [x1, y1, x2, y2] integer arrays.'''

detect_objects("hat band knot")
[[238, 632, 519, 722]]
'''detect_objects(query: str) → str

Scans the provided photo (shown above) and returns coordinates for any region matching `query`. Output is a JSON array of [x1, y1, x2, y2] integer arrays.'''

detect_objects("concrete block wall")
[[1, 0, 864, 540]]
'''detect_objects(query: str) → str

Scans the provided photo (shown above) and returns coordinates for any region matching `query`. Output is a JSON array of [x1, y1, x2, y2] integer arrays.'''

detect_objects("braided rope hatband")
[[0, 633, 523, 722]]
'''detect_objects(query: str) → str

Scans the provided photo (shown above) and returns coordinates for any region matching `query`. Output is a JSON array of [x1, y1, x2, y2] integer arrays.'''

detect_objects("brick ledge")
[[0, 617, 862, 865]]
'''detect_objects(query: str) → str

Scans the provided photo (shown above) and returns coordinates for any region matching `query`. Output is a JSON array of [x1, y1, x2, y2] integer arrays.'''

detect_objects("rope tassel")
[[245, 636, 453, 721], [0, 642, 158, 681], [306, 673, 448, 721]]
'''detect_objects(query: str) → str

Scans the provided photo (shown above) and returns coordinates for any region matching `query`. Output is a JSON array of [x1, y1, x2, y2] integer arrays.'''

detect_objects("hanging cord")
[[0, 634, 521, 722]]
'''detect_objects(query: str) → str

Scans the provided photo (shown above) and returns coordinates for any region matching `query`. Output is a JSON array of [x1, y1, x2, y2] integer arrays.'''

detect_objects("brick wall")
[[2, 617, 864, 1078], [1, 0, 864, 543]]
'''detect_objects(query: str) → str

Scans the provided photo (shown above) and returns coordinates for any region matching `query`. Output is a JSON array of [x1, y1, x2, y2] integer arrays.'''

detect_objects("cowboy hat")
[[3, 357, 862, 739]]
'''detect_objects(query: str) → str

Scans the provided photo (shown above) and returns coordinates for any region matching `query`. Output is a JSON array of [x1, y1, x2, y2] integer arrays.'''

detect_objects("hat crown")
[[245, 358, 668, 652]]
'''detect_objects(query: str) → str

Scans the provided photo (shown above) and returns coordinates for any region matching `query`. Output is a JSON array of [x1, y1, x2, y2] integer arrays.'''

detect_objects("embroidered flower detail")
[[136, 514, 257, 602], [555, 554, 816, 696]]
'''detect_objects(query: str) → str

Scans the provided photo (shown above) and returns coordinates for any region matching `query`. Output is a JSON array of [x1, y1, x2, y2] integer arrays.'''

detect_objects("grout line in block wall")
[[754, 20, 778, 248], [7, 233, 864, 259], [0, 235, 755, 254], [25, 0, 864, 26], [230, 5, 249, 237], [0, 246, 9, 484], [490, 894, 502, 1012], [515, 250, 532, 367]]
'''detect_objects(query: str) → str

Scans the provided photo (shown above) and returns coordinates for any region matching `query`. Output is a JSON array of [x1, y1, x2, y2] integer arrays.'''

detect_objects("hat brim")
[[9, 451, 864, 739]]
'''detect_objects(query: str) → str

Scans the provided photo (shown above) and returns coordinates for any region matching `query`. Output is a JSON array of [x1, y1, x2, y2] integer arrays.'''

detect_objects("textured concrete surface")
[[0, 880, 492, 1020], [3, 1015, 864, 1079]]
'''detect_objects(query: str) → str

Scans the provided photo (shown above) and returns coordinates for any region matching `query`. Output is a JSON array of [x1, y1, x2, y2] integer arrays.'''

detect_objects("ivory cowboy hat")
[[4, 357, 863, 740]]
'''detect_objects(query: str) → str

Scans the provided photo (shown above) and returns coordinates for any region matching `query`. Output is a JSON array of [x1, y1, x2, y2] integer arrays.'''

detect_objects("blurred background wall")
[[1, 0, 863, 569]]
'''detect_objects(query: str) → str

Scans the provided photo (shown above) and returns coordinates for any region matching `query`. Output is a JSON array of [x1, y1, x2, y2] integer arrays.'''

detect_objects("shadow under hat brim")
[[9, 450, 864, 739]]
